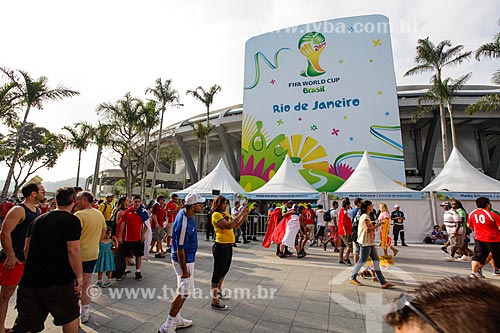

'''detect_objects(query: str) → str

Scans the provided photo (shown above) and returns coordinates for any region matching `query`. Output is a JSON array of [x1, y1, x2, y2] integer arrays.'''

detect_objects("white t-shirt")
[[231, 206, 239, 219], [316, 209, 326, 226], [443, 208, 463, 235], [332, 209, 339, 226]]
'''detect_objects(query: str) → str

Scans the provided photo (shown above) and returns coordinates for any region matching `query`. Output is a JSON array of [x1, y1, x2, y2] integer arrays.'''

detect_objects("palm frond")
[[465, 94, 500, 115]]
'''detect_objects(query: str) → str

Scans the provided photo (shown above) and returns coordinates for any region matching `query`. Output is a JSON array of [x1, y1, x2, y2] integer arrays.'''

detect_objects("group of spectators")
[[0, 184, 184, 333]]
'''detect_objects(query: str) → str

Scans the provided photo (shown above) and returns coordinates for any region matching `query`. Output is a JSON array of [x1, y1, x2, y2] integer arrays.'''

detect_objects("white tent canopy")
[[422, 148, 500, 192], [334, 151, 430, 242], [335, 151, 420, 197], [174, 159, 246, 199], [247, 155, 319, 200]]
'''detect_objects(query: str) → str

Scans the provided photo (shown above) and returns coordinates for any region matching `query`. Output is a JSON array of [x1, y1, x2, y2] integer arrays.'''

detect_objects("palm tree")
[[186, 84, 221, 176], [405, 38, 471, 163], [189, 121, 213, 179], [0, 82, 20, 128], [0, 67, 79, 201], [466, 30, 500, 115], [416, 73, 471, 148], [98, 93, 142, 195], [63, 122, 94, 187], [137, 100, 160, 199], [90, 121, 113, 195], [145, 78, 180, 199]]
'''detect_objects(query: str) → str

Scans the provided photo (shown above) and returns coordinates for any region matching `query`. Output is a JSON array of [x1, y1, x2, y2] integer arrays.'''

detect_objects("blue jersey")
[[171, 209, 198, 263]]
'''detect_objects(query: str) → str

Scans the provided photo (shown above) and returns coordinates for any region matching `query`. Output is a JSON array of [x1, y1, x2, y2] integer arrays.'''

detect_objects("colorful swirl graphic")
[[244, 48, 290, 90], [333, 125, 404, 175]]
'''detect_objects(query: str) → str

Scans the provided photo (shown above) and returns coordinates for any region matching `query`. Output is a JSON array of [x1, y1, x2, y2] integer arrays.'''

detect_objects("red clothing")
[[262, 208, 282, 248], [303, 208, 316, 225], [39, 203, 49, 214], [1, 201, 14, 219], [165, 200, 178, 224], [151, 202, 166, 228], [120, 207, 144, 242], [271, 214, 292, 245], [468, 208, 500, 242], [338, 208, 352, 236]]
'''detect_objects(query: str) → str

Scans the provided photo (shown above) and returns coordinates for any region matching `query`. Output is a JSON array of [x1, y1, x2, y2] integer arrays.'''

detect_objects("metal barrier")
[[194, 213, 271, 240]]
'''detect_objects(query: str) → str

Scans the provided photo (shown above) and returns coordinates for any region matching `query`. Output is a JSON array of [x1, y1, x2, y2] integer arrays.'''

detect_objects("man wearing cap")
[[158, 193, 205, 333], [391, 204, 407, 246], [98, 193, 115, 228], [440, 201, 463, 261]]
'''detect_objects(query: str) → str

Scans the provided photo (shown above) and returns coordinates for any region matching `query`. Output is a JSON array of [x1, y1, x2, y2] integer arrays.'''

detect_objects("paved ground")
[[6, 238, 500, 333]]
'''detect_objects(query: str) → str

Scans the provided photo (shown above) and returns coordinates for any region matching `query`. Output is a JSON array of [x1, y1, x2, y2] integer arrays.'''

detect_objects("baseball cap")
[[394, 204, 399, 208], [293, 204, 299, 210], [106, 193, 115, 198], [440, 201, 451, 206], [185, 193, 206, 205]]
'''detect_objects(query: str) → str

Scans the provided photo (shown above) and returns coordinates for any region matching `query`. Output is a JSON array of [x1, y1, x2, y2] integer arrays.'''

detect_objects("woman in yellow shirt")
[[210, 196, 249, 311]]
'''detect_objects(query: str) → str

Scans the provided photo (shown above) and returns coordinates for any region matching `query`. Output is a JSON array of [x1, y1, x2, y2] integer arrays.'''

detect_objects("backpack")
[[351, 209, 361, 242], [423, 236, 433, 244], [323, 209, 333, 222]]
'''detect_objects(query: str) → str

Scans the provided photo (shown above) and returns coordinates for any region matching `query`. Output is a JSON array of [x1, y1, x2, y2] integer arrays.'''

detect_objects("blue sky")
[[1, 0, 499, 181]]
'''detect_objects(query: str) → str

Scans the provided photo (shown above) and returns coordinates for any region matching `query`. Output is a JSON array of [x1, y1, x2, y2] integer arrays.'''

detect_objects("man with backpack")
[[98, 193, 115, 228], [350, 198, 363, 264]]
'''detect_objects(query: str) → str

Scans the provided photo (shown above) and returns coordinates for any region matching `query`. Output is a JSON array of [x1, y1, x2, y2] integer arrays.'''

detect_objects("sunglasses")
[[396, 294, 445, 333]]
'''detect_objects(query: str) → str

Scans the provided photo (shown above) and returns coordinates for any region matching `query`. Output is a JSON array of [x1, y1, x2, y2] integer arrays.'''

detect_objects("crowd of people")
[[0, 184, 500, 332]]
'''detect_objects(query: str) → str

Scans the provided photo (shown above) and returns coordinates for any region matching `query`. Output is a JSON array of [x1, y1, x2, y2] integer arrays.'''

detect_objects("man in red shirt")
[[338, 198, 353, 266], [165, 194, 180, 253], [302, 204, 316, 246], [150, 195, 166, 258], [118, 195, 148, 281], [468, 197, 500, 279]]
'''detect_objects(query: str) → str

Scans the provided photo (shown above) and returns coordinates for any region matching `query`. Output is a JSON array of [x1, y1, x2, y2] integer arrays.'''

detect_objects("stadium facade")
[[87, 85, 500, 195]]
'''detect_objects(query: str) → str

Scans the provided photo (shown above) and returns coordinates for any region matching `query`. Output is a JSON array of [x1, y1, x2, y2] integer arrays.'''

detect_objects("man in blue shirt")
[[158, 192, 205, 333]]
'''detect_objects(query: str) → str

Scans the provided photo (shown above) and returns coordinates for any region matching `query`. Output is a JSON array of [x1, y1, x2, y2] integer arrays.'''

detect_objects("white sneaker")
[[444, 256, 455, 262], [158, 324, 176, 333], [81, 311, 90, 324], [174, 317, 193, 329], [458, 255, 471, 262]]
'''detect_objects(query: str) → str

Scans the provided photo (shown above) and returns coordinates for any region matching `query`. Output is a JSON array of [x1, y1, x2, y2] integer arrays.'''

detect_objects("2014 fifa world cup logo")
[[298, 32, 326, 77]]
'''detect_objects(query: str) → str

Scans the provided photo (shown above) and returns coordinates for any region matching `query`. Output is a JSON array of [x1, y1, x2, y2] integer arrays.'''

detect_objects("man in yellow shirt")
[[75, 191, 107, 323], [98, 193, 115, 227]]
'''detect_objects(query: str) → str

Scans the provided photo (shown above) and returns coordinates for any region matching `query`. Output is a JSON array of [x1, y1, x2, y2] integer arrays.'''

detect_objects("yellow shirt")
[[98, 202, 112, 221], [212, 211, 235, 244], [75, 208, 107, 261]]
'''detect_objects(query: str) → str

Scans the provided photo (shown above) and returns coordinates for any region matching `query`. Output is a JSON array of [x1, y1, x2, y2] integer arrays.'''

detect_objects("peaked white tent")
[[422, 148, 500, 227], [335, 151, 419, 195], [247, 155, 319, 200], [422, 148, 500, 192], [334, 151, 430, 242], [174, 159, 246, 199]]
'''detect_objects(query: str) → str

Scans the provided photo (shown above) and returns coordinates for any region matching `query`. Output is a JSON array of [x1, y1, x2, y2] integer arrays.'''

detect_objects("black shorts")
[[82, 260, 97, 273], [13, 282, 79, 332], [316, 226, 326, 238], [472, 240, 500, 265], [123, 241, 144, 257]]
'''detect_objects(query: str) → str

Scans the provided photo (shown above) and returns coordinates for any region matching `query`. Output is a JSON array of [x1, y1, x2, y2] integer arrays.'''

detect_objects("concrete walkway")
[[7, 237, 500, 333]]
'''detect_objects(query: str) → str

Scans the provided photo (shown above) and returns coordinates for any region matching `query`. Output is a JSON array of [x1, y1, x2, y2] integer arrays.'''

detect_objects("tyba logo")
[[298, 32, 326, 77]]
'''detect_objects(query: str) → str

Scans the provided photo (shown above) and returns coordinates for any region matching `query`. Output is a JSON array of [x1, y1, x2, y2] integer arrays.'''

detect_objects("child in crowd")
[[95, 227, 118, 288]]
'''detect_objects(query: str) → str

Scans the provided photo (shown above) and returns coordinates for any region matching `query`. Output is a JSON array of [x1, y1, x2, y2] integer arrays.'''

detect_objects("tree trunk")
[[150, 106, 165, 199], [198, 140, 203, 178], [1, 105, 31, 201], [205, 106, 209, 177], [91, 145, 103, 195], [76, 149, 82, 187], [439, 101, 448, 164], [140, 133, 149, 200], [447, 101, 457, 149], [127, 125, 133, 196]]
